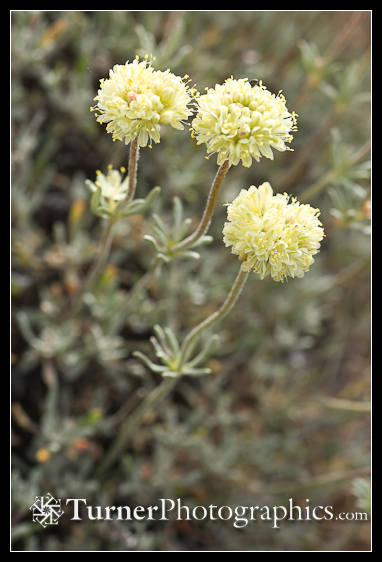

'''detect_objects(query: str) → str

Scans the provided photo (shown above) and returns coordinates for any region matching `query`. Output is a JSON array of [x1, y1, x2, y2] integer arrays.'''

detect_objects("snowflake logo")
[[29, 493, 64, 528]]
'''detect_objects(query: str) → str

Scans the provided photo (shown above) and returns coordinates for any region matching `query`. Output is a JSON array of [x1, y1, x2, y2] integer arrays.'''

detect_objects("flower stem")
[[96, 268, 248, 476], [96, 377, 177, 477], [71, 139, 140, 315], [179, 266, 249, 366], [171, 159, 230, 253], [125, 137, 140, 203]]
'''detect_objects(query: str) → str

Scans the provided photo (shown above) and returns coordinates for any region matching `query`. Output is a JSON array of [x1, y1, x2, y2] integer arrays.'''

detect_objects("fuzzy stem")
[[125, 137, 140, 202], [96, 377, 177, 477], [171, 160, 230, 253], [179, 266, 249, 367], [71, 139, 140, 315]]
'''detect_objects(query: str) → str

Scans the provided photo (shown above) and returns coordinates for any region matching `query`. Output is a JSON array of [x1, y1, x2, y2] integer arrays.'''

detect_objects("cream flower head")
[[86, 165, 129, 210], [192, 78, 297, 167], [87, 165, 129, 200], [223, 183, 324, 281], [92, 56, 195, 147]]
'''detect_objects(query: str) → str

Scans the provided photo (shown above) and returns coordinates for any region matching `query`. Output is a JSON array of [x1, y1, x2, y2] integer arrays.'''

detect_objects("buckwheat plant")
[[92, 55, 194, 147], [82, 56, 324, 475], [134, 183, 324, 379], [72, 56, 194, 313], [192, 77, 297, 167], [145, 77, 297, 260]]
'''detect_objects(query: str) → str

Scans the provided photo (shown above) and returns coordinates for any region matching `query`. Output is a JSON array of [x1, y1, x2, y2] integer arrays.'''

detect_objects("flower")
[[86, 165, 129, 210], [85, 165, 161, 219], [92, 56, 195, 147], [85, 164, 129, 217], [191, 78, 297, 167], [223, 183, 324, 281]]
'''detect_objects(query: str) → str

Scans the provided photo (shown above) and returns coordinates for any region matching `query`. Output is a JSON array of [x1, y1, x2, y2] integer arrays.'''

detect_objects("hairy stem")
[[71, 139, 140, 315], [179, 266, 249, 366], [125, 137, 140, 203], [171, 160, 230, 253], [98, 267, 249, 476]]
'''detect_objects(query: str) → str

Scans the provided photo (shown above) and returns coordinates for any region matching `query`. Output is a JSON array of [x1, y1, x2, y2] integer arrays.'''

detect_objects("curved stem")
[[96, 377, 177, 477], [95, 268, 248, 476], [179, 266, 249, 366], [171, 160, 230, 253]]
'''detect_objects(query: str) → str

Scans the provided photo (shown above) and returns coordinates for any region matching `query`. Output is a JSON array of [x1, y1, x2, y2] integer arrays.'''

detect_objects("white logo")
[[29, 493, 64, 528]]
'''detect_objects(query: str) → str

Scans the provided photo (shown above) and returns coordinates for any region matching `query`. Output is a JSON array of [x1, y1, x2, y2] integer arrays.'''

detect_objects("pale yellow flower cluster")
[[192, 78, 297, 167], [90, 60, 324, 281], [223, 183, 324, 281], [92, 57, 194, 147], [86, 165, 129, 208]]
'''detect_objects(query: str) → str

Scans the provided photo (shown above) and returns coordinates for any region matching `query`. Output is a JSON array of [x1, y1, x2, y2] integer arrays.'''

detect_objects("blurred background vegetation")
[[11, 11, 371, 551]]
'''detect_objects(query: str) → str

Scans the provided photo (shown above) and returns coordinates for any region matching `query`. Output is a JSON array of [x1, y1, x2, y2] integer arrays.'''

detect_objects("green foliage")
[[12, 11, 370, 552], [134, 324, 219, 377], [144, 196, 213, 263]]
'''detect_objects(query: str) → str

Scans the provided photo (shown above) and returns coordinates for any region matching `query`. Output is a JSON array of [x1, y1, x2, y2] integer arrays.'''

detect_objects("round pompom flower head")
[[223, 183, 324, 281], [192, 78, 297, 167], [91, 56, 195, 147]]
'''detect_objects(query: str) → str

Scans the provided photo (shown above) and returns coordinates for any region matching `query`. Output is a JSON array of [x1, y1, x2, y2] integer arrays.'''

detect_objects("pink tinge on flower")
[[192, 77, 297, 167], [92, 58, 195, 146]]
